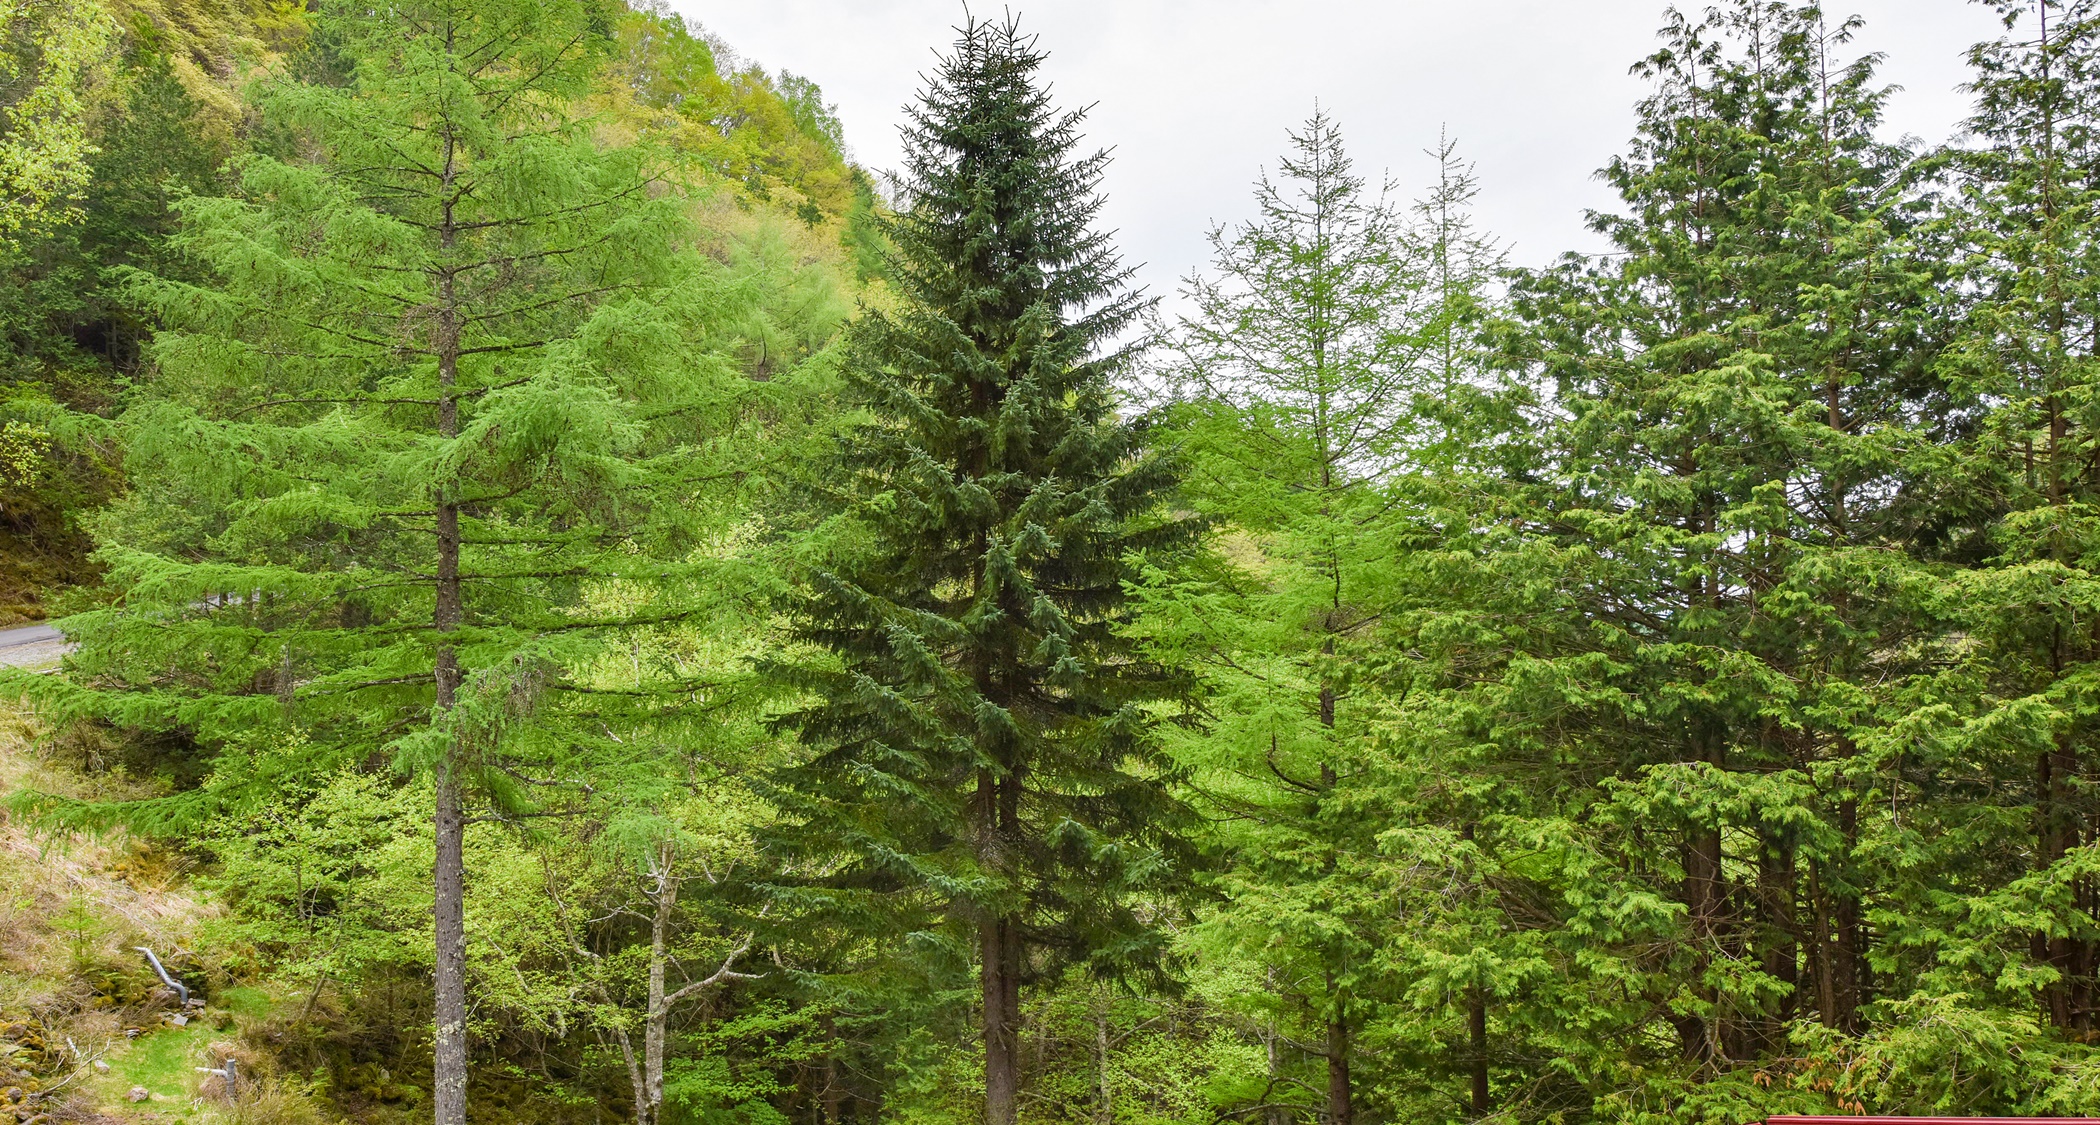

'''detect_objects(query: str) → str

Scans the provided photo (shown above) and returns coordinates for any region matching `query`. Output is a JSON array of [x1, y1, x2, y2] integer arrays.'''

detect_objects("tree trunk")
[[983, 914, 1019, 1125], [1680, 725, 1727, 1060], [1757, 830, 1799, 1044], [614, 1027, 647, 1125], [641, 845, 677, 1125], [1325, 1014, 1351, 1125], [1832, 796, 1864, 1033], [1469, 989, 1489, 1115], [1317, 667, 1351, 1122], [433, 706, 467, 1123], [1094, 988, 1113, 1125], [1810, 858, 1839, 1029], [2041, 738, 2083, 1030], [430, 104, 469, 1125], [1458, 823, 1488, 1113], [432, 495, 465, 1125], [1265, 968, 1288, 1125], [823, 1056, 845, 1125], [977, 758, 1022, 1125], [1681, 821, 1723, 1058]]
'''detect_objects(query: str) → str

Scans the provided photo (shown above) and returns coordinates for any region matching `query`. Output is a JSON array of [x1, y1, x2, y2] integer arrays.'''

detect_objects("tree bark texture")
[[977, 761, 1022, 1125], [1469, 989, 1489, 1115], [982, 913, 1020, 1125], [430, 95, 469, 1125], [1325, 1015, 1352, 1125]]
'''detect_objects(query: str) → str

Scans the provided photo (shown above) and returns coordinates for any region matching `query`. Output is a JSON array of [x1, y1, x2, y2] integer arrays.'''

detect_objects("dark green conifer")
[[763, 17, 1195, 1125], [1942, 0, 2100, 1037], [1374, 3, 1954, 1117]]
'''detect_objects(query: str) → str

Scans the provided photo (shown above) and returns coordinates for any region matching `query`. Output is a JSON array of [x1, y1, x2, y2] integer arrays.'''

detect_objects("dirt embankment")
[[0, 705, 331, 1125]]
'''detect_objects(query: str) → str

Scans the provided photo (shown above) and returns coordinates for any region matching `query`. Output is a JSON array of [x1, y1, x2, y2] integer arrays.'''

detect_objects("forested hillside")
[[8, 1, 2100, 1124]]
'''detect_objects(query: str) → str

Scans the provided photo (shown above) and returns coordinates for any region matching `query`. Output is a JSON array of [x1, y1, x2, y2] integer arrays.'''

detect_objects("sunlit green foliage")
[[1133, 109, 1505, 1125], [25, 2, 2100, 1124], [0, 0, 113, 241]]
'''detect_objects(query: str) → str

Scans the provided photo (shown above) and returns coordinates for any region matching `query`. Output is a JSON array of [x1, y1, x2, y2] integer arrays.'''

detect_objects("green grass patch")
[[218, 984, 273, 1018], [88, 1020, 221, 1120]]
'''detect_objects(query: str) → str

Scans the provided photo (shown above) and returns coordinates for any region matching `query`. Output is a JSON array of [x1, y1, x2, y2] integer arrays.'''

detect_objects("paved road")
[[0, 621, 71, 668], [0, 623, 61, 649]]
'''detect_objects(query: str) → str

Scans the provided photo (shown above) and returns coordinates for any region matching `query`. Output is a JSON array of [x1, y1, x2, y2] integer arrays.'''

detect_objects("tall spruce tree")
[[764, 17, 1195, 1125], [7, 0, 777, 1120]]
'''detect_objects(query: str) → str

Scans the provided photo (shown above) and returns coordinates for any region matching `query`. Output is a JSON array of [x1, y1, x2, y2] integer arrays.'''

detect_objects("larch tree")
[[1133, 110, 1497, 1124], [10, 0, 771, 1120], [763, 16, 1197, 1125]]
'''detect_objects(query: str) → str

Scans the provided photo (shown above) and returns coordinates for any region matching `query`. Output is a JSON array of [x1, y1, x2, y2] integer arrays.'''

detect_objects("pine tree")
[[763, 17, 1195, 1125], [8, 0, 776, 1119]]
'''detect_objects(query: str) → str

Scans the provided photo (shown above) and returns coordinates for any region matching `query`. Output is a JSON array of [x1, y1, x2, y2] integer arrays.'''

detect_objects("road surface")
[[0, 621, 71, 668]]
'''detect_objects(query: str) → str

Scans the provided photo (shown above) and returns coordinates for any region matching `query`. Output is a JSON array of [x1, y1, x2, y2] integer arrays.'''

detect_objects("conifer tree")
[[11, 0, 772, 1119], [764, 17, 1195, 1125], [1372, 3, 1954, 1118], [1135, 112, 1498, 1124], [1933, 0, 2100, 1038], [1527, 0, 1936, 1048]]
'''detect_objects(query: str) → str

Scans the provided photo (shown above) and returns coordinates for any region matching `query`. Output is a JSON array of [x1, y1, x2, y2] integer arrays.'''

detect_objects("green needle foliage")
[[1921, 0, 2100, 1055], [31, 1, 2100, 1123], [1136, 110, 1503, 1125], [1371, 4, 1967, 1121], [762, 16, 1198, 1125], [9, 0, 786, 1117]]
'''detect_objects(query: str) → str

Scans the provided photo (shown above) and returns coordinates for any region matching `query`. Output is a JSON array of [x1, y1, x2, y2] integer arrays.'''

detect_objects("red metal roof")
[[1768, 1118, 2100, 1124]]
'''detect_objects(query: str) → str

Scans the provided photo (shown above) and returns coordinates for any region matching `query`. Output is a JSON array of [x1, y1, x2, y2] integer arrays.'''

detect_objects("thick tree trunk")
[[2041, 739, 2084, 1030], [432, 747, 467, 1125], [1469, 989, 1489, 1115], [1682, 822, 1724, 1058], [1832, 797, 1864, 1032], [983, 914, 1019, 1125], [1757, 830, 1799, 1047], [977, 761, 1022, 1125], [1811, 862, 1834, 1027], [1324, 1014, 1351, 1125], [430, 103, 469, 1123]]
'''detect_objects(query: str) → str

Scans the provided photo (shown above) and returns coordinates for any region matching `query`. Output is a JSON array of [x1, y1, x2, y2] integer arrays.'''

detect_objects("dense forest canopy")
[[8, 2, 2100, 1125]]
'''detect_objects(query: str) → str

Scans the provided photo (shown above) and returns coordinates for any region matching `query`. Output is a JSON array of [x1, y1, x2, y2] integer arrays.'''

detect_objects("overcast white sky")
[[678, 1, 2011, 300]]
